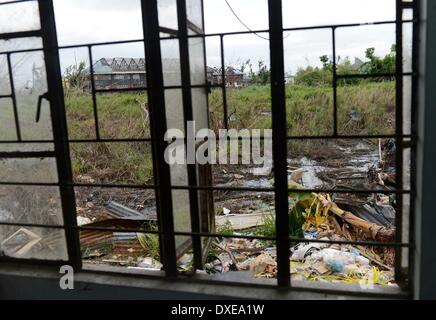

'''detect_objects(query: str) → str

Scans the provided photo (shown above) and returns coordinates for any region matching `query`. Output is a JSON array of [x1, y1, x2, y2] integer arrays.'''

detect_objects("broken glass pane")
[[0, 185, 64, 225], [0, 225, 67, 260], [0, 157, 58, 183], [11, 51, 53, 141], [0, 1, 41, 33]]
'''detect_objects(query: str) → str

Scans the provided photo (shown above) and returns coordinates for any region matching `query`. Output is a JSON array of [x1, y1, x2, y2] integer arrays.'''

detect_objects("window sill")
[[0, 263, 408, 300]]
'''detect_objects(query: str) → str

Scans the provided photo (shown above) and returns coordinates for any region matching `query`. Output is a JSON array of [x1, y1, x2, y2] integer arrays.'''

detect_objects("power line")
[[223, 0, 290, 41], [224, 0, 269, 40]]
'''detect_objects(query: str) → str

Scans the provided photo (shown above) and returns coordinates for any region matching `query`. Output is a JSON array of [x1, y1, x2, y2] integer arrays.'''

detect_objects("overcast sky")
[[52, 0, 402, 74]]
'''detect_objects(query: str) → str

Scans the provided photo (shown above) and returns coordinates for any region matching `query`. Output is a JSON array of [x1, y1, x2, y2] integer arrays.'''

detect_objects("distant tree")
[[360, 45, 396, 76], [293, 45, 396, 86], [64, 61, 87, 91]]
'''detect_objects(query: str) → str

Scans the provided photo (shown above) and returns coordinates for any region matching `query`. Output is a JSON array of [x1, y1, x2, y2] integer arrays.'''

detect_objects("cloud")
[[53, 0, 400, 73]]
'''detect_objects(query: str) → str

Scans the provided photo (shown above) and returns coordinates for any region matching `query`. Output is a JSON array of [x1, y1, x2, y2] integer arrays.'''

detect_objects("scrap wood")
[[356, 245, 392, 271], [212, 241, 238, 266], [216, 212, 270, 230], [213, 246, 266, 254], [311, 193, 395, 242]]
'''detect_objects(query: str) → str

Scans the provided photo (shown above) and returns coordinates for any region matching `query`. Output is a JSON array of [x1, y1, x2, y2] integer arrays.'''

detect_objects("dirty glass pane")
[[403, 22, 413, 73], [0, 185, 64, 225], [189, 37, 206, 85], [0, 157, 58, 183], [161, 39, 181, 86], [186, 0, 203, 31], [11, 51, 53, 141], [0, 37, 42, 53], [0, 225, 67, 260], [158, 0, 178, 31], [0, 55, 10, 94], [164, 89, 184, 133], [0, 98, 16, 140], [403, 76, 412, 135], [192, 88, 208, 131], [0, 1, 41, 33]]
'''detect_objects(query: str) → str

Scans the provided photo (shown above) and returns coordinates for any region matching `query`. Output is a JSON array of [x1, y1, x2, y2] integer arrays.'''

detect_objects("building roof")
[[84, 57, 146, 74]]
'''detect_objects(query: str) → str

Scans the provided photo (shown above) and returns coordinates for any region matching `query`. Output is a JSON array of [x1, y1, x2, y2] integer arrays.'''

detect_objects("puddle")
[[288, 141, 380, 189]]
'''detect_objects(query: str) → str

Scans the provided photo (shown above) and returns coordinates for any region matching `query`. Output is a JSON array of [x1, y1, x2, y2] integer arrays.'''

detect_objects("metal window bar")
[[0, 0, 418, 297]]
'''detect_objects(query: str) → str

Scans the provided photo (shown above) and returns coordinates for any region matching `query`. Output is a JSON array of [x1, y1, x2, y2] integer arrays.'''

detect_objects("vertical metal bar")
[[38, 0, 82, 269], [220, 35, 229, 129], [141, 0, 178, 277], [177, 0, 203, 271], [201, 0, 210, 129], [408, 0, 419, 296], [331, 27, 338, 137], [268, 0, 290, 287], [395, 0, 404, 283], [87, 46, 100, 140], [6, 53, 22, 141]]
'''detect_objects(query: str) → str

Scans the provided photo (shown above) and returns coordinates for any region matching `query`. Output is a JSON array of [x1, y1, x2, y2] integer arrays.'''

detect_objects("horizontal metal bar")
[[0, 256, 67, 266], [0, 133, 415, 145], [289, 237, 411, 248], [0, 151, 55, 158], [0, 221, 64, 229], [402, 1, 415, 9], [75, 225, 410, 248], [0, 0, 35, 5], [0, 221, 408, 249], [0, 95, 12, 99], [94, 87, 148, 94], [287, 134, 414, 140], [159, 26, 178, 37], [0, 30, 40, 40], [337, 72, 413, 79], [0, 180, 413, 195], [0, 221, 413, 248], [0, 180, 412, 194]]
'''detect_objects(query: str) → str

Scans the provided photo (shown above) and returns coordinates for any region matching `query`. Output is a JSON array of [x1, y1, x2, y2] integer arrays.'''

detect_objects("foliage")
[[256, 211, 276, 238], [360, 45, 396, 79], [294, 45, 396, 87], [64, 61, 87, 91], [289, 202, 305, 238], [217, 218, 234, 236], [240, 59, 270, 85], [137, 225, 160, 261]]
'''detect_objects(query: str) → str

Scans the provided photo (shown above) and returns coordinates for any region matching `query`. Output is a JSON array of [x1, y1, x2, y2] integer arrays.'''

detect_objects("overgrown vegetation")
[[63, 45, 395, 184], [294, 45, 396, 86], [137, 226, 160, 261]]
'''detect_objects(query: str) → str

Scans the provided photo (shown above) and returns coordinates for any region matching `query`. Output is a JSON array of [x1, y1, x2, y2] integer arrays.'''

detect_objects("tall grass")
[[63, 81, 395, 183]]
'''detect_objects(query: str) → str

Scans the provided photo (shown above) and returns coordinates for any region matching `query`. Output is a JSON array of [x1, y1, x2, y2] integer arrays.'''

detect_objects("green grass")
[[64, 90, 153, 184], [61, 82, 395, 184]]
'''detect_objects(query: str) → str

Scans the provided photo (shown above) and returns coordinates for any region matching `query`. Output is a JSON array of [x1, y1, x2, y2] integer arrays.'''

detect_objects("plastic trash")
[[356, 255, 370, 266], [320, 248, 356, 273], [291, 243, 321, 261]]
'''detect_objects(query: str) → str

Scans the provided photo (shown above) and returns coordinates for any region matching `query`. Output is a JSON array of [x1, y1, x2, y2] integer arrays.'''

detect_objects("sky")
[[2, 0, 407, 76]]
